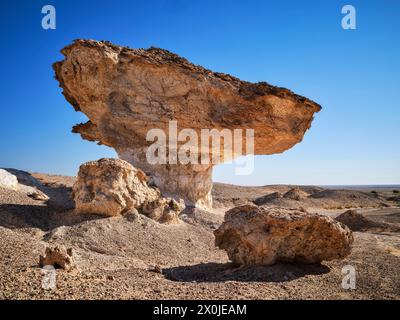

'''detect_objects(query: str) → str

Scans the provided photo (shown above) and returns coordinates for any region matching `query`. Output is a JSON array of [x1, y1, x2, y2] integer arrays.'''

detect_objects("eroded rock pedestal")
[[54, 40, 321, 209], [214, 205, 353, 266]]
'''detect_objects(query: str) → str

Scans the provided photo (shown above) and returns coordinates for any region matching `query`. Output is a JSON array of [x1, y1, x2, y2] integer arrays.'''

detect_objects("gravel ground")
[[0, 171, 399, 299]]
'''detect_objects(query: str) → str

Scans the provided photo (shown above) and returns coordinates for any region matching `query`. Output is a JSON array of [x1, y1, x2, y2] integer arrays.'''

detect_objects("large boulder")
[[54, 39, 321, 210], [214, 205, 353, 266], [72, 158, 184, 223]]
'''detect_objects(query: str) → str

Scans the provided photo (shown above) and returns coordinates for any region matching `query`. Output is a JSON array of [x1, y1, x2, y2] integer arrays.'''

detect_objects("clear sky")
[[0, 0, 399, 185]]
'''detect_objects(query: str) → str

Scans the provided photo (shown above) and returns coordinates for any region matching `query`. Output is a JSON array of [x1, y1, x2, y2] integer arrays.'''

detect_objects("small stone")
[[124, 208, 141, 222], [39, 246, 75, 271], [148, 265, 162, 274], [27, 189, 50, 201]]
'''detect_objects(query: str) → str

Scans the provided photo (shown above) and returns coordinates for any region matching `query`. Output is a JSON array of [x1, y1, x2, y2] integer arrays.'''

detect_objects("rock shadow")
[[0, 204, 103, 232], [3, 168, 75, 210], [1, 169, 106, 231], [163, 262, 331, 283]]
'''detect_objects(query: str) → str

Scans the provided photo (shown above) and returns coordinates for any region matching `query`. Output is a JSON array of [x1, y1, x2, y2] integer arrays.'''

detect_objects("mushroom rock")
[[54, 39, 321, 210]]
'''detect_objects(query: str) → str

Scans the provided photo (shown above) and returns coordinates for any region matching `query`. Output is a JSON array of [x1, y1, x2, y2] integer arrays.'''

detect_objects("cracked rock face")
[[54, 39, 321, 209], [214, 205, 353, 266], [72, 158, 184, 223]]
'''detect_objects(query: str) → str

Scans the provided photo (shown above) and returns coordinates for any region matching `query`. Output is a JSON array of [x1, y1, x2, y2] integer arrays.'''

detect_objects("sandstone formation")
[[54, 39, 321, 209], [72, 158, 184, 223], [214, 205, 353, 266], [39, 246, 75, 271]]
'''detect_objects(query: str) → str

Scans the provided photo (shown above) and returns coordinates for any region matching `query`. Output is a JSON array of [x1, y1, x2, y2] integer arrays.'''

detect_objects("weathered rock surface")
[[214, 205, 353, 266], [72, 158, 184, 223], [54, 39, 321, 209], [0, 169, 18, 190], [39, 246, 75, 271]]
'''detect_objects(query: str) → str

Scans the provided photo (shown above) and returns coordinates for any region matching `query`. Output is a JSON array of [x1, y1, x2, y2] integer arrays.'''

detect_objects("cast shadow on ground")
[[4, 168, 75, 209], [0, 169, 105, 231], [163, 261, 331, 283], [0, 203, 103, 231]]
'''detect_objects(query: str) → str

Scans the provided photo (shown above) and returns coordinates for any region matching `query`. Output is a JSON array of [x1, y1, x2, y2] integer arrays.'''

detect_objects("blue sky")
[[0, 0, 399, 185]]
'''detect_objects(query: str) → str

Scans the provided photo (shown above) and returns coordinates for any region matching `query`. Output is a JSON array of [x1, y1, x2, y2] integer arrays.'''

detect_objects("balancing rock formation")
[[214, 205, 353, 266], [73, 158, 184, 223], [54, 39, 321, 209]]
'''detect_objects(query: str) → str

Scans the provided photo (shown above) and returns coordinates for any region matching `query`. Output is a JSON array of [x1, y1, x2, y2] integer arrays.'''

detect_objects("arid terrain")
[[0, 168, 399, 300]]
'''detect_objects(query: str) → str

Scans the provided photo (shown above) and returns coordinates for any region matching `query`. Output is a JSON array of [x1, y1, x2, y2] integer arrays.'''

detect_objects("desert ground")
[[0, 169, 399, 299]]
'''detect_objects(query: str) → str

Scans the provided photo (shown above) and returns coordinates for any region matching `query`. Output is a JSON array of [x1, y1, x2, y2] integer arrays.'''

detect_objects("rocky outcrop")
[[54, 39, 321, 209], [0, 169, 18, 190], [39, 246, 75, 271], [214, 205, 353, 266], [283, 187, 309, 201], [335, 210, 400, 233], [335, 210, 373, 231], [72, 158, 184, 223], [253, 192, 283, 205]]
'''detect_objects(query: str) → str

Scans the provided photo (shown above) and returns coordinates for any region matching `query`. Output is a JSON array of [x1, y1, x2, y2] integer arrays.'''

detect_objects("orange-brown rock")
[[214, 205, 353, 266], [54, 40, 321, 209]]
